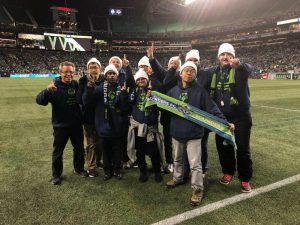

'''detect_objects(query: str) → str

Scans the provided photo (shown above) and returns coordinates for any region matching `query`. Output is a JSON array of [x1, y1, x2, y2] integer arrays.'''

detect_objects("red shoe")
[[241, 181, 252, 193], [219, 174, 233, 185]]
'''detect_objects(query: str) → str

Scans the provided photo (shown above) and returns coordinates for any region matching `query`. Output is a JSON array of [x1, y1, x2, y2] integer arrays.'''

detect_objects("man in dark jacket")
[[166, 61, 233, 206], [77, 58, 103, 177], [36, 61, 87, 185], [209, 43, 253, 193]]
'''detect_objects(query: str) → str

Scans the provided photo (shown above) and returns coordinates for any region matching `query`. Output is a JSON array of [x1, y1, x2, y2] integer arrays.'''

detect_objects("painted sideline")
[[152, 174, 300, 225], [252, 104, 300, 112]]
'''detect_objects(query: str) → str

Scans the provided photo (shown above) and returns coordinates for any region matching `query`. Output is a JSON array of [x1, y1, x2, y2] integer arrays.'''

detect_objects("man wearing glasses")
[[36, 61, 88, 185]]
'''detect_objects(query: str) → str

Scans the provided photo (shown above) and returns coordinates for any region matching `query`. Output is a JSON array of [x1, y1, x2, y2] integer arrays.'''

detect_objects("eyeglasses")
[[61, 71, 75, 75], [183, 69, 196, 74]]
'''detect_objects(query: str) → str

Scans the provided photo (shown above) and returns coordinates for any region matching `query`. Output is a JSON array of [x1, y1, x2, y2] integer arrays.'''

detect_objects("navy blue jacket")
[[118, 66, 135, 92], [82, 81, 129, 137], [77, 75, 103, 125], [36, 78, 82, 127], [130, 87, 159, 126], [167, 81, 226, 141], [207, 63, 253, 118]]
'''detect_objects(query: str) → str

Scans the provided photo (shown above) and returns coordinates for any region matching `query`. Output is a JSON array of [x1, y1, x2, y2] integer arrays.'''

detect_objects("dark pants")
[[216, 112, 253, 182], [52, 126, 85, 178], [135, 130, 161, 174], [121, 123, 130, 163], [101, 137, 122, 176], [201, 129, 210, 173], [161, 111, 173, 164]]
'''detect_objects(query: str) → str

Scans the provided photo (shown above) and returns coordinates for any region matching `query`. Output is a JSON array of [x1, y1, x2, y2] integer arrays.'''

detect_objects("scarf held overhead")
[[145, 91, 237, 149]]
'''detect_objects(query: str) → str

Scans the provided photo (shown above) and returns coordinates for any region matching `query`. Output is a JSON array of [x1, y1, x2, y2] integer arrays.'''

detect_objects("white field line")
[[152, 174, 300, 225], [252, 104, 300, 112]]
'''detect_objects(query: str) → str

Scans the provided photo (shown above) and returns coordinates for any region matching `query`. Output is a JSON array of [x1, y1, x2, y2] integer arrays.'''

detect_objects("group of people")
[[36, 42, 253, 206]]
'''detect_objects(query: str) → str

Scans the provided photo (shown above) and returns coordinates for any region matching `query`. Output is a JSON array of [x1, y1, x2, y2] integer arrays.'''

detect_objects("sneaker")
[[103, 173, 113, 181], [51, 177, 61, 185], [190, 189, 203, 206], [87, 169, 99, 178], [166, 179, 183, 189], [96, 162, 104, 170], [154, 172, 163, 183], [132, 161, 138, 168], [74, 170, 88, 177], [219, 174, 233, 185], [114, 173, 123, 180], [139, 172, 148, 182], [241, 181, 252, 193]]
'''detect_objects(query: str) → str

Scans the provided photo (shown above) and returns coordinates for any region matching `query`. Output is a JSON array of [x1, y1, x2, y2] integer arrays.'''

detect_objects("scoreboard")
[[44, 33, 92, 51]]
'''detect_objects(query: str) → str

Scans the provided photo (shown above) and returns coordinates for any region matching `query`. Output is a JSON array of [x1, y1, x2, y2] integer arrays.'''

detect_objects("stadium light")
[[185, 0, 196, 5]]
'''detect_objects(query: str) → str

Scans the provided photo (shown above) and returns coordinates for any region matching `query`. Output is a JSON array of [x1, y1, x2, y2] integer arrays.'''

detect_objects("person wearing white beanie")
[[138, 56, 151, 74], [77, 57, 103, 178], [218, 43, 235, 57], [168, 56, 181, 71], [128, 68, 163, 183], [87, 57, 101, 69], [104, 64, 119, 82], [134, 68, 149, 82], [109, 56, 123, 71], [185, 49, 200, 65], [211, 42, 254, 193], [166, 56, 231, 206]]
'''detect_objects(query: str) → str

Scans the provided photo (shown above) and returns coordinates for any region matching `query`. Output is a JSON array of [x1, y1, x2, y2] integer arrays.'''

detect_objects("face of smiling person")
[[218, 52, 234, 67], [136, 77, 148, 88], [60, 65, 75, 84], [110, 58, 121, 71], [180, 66, 196, 85], [88, 63, 101, 79]]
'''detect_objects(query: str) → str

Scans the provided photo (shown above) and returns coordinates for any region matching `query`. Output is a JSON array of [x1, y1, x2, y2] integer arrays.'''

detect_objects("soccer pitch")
[[0, 78, 299, 225]]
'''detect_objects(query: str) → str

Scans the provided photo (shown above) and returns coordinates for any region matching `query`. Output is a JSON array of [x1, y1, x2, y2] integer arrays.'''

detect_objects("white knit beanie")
[[168, 56, 182, 69], [87, 57, 101, 69], [180, 61, 197, 75], [104, 64, 119, 76], [138, 56, 151, 68], [185, 49, 200, 62], [109, 56, 123, 68], [134, 68, 149, 82], [218, 43, 235, 57]]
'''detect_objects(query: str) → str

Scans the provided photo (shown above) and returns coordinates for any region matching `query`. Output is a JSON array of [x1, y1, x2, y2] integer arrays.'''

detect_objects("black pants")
[[52, 126, 85, 178], [201, 129, 209, 173], [216, 112, 253, 182], [162, 121, 173, 164], [101, 137, 122, 175], [135, 130, 161, 174]]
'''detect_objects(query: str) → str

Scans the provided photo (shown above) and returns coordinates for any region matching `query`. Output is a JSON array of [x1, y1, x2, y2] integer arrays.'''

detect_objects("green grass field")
[[0, 78, 299, 225]]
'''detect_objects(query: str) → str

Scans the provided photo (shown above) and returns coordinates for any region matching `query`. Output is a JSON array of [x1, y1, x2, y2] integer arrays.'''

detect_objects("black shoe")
[[114, 173, 123, 180], [74, 170, 88, 177], [155, 172, 163, 183], [139, 172, 148, 182], [51, 177, 61, 185], [103, 173, 113, 181], [88, 169, 99, 178]]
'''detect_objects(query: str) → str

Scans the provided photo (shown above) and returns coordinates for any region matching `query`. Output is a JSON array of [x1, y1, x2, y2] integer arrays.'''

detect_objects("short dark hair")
[[59, 61, 75, 72]]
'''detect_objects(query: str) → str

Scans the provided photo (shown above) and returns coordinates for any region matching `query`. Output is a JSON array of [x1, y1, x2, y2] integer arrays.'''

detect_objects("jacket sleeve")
[[163, 68, 180, 92], [36, 89, 52, 106], [76, 77, 85, 105], [149, 58, 166, 82], [124, 66, 135, 91], [237, 63, 253, 80]]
